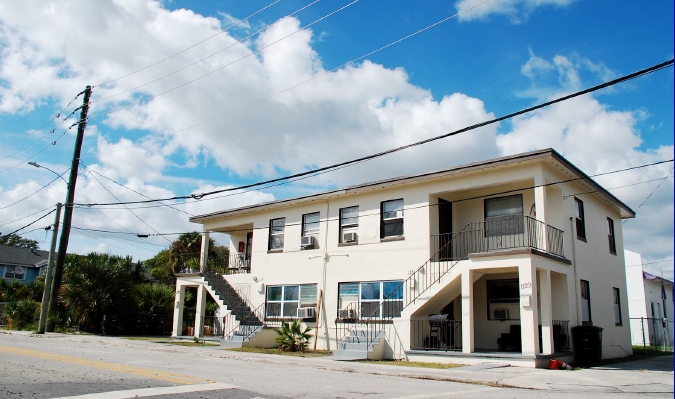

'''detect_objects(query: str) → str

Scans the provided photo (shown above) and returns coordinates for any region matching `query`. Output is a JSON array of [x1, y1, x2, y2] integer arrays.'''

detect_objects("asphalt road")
[[0, 332, 670, 398]]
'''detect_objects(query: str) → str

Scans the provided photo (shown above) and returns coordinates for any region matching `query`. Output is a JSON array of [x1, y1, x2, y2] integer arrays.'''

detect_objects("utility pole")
[[46, 86, 91, 332], [37, 203, 62, 334]]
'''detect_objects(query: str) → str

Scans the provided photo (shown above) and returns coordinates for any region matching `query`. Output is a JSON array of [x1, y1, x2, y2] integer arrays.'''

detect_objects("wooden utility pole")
[[37, 203, 62, 334], [46, 86, 91, 332]]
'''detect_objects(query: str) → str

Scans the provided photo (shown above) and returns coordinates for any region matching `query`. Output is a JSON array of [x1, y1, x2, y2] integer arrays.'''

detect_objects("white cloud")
[[455, 0, 578, 23]]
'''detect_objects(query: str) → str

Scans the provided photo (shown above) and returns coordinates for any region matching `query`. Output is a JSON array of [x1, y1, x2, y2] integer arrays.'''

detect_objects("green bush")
[[274, 320, 312, 352], [5, 300, 40, 330]]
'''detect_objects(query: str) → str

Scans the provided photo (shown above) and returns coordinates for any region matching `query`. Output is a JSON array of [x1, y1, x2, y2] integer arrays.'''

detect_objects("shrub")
[[5, 300, 40, 330], [274, 320, 312, 352]]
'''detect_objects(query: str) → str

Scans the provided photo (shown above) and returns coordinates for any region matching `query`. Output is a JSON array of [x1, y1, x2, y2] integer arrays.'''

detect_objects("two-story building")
[[173, 148, 635, 367]]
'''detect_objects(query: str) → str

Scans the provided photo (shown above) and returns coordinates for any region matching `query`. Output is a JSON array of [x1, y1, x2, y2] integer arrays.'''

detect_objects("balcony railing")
[[431, 216, 564, 260], [226, 253, 251, 274]]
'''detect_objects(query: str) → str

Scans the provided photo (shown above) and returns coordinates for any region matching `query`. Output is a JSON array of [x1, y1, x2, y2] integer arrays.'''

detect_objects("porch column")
[[194, 284, 207, 338], [461, 269, 474, 353], [519, 263, 539, 356], [172, 284, 185, 337], [200, 231, 210, 272], [539, 268, 554, 354], [534, 170, 548, 252]]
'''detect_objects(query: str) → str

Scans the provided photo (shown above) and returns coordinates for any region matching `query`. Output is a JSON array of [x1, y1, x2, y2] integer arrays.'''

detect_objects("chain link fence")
[[630, 317, 673, 353]]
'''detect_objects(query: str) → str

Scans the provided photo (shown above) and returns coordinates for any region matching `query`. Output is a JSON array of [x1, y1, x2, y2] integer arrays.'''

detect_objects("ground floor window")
[[3, 265, 25, 280], [266, 284, 317, 318], [338, 280, 403, 318], [487, 279, 520, 320], [581, 280, 591, 322]]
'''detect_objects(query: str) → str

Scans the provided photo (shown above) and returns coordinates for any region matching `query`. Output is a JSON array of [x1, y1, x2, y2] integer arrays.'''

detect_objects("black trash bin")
[[572, 325, 603, 366]]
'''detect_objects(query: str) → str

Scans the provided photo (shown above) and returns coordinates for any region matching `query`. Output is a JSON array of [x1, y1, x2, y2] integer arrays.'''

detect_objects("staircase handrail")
[[202, 270, 253, 320]]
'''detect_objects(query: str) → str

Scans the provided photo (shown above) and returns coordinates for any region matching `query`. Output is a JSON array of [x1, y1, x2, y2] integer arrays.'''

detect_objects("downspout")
[[321, 199, 331, 350], [569, 217, 581, 325]]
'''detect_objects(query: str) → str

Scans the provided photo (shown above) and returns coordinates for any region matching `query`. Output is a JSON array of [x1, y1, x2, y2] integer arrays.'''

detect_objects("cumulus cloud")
[[455, 0, 578, 23]]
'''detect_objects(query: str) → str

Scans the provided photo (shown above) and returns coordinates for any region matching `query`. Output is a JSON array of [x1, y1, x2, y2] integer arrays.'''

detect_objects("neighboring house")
[[174, 148, 634, 367], [0, 244, 49, 284], [625, 250, 674, 349]]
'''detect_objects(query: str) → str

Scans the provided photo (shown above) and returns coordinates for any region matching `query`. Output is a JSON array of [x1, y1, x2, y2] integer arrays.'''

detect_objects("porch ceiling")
[[210, 223, 253, 234], [434, 178, 533, 202]]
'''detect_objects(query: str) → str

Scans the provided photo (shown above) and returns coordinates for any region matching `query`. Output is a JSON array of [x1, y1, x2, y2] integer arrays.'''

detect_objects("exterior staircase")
[[200, 270, 264, 347], [332, 329, 386, 360]]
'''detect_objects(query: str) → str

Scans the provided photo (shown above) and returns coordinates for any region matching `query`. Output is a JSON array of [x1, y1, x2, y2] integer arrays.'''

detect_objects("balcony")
[[431, 216, 564, 261], [226, 253, 251, 274]]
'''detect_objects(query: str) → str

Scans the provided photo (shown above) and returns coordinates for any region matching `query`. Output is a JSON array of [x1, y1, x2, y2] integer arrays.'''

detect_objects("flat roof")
[[190, 148, 636, 223]]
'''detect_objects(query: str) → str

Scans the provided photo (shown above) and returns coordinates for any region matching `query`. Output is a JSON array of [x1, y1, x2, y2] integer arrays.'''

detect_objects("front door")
[[438, 198, 453, 260]]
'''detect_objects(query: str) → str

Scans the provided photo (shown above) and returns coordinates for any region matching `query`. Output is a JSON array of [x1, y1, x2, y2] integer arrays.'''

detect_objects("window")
[[381, 199, 404, 238], [302, 212, 320, 248], [574, 198, 586, 240], [581, 280, 591, 322], [266, 284, 317, 318], [607, 218, 616, 254], [4, 265, 25, 280], [338, 280, 403, 318], [485, 195, 524, 236], [339, 206, 359, 243], [613, 287, 622, 325], [487, 279, 520, 320], [268, 218, 285, 250]]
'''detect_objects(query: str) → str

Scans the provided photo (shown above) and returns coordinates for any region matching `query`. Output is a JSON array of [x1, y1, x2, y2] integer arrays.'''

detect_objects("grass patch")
[[161, 341, 221, 347], [357, 359, 464, 369], [223, 347, 332, 357], [631, 345, 674, 357]]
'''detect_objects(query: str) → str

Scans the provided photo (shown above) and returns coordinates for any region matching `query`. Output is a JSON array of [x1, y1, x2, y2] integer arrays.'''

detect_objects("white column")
[[519, 263, 539, 356], [461, 270, 474, 353], [172, 284, 185, 337], [539, 269, 554, 354], [194, 284, 207, 338], [534, 170, 548, 251], [200, 231, 210, 273]]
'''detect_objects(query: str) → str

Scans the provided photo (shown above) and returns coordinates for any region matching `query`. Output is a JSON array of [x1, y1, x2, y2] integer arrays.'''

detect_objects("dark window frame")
[[607, 217, 616, 254], [268, 217, 285, 251], [484, 194, 525, 237], [486, 279, 520, 320], [613, 287, 622, 325], [380, 199, 404, 239], [574, 198, 586, 241], [339, 206, 359, 243], [581, 279, 592, 323]]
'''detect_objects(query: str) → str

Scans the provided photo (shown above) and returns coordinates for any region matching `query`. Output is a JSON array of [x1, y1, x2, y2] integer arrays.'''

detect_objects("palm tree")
[[59, 253, 136, 333], [169, 232, 216, 274]]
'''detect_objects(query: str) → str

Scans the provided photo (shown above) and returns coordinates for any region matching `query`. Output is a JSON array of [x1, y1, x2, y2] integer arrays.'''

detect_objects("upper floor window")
[[339, 206, 359, 243], [574, 198, 586, 241], [302, 212, 320, 237], [268, 217, 285, 251], [485, 195, 524, 236], [381, 199, 404, 238], [607, 217, 616, 254], [4, 265, 25, 280]]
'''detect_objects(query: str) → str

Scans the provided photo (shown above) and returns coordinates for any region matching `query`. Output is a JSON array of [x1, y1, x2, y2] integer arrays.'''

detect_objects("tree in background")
[[0, 233, 39, 249]]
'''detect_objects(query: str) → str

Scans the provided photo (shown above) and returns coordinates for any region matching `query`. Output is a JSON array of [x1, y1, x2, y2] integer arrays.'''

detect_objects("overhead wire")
[[624, 165, 674, 224], [84, 0, 362, 122], [0, 205, 55, 227], [96, 0, 285, 87], [1, 208, 55, 237], [0, 171, 68, 210], [68, 159, 674, 237], [92, 0, 323, 104], [72, 59, 675, 208]]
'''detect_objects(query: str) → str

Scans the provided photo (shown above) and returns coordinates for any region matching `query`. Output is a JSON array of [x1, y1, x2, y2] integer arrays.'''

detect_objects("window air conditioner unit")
[[343, 232, 358, 243], [338, 308, 356, 319], [494, 308, 509, 320], [297, 307, 316, 319], [300, 236, 315, 247]]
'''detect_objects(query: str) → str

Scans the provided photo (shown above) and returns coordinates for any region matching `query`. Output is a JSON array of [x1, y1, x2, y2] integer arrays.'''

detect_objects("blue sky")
[[0, 0, 672, 277]]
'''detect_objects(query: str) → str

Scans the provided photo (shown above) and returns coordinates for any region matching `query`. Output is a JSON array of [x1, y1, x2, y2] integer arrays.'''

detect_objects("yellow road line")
[[0, 345, 212, 385]]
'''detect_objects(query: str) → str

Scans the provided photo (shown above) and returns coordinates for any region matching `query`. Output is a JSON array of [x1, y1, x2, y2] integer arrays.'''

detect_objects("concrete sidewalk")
[[2, 330, 673, 394]]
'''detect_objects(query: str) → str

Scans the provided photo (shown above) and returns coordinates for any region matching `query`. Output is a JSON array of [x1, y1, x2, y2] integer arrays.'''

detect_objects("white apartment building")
[[173, 148, 635, 367], [625, 250, 674, 349]]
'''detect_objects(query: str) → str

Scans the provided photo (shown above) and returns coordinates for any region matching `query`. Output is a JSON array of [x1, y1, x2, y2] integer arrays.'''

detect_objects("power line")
[[0, 172, 67, 210], [0, 205, 54, 227], [92, 0, 322, 104], [68, 160, 673, 237], [624, 165, 674, 224], [72, 59, 675, 208], [1, 208, 56, 237], [71, 228, 148, 259], [84, 168, 172, 244], [85, 0, 361, 122], [96, 0, 285, 87], [0, 90, 85, 152]]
